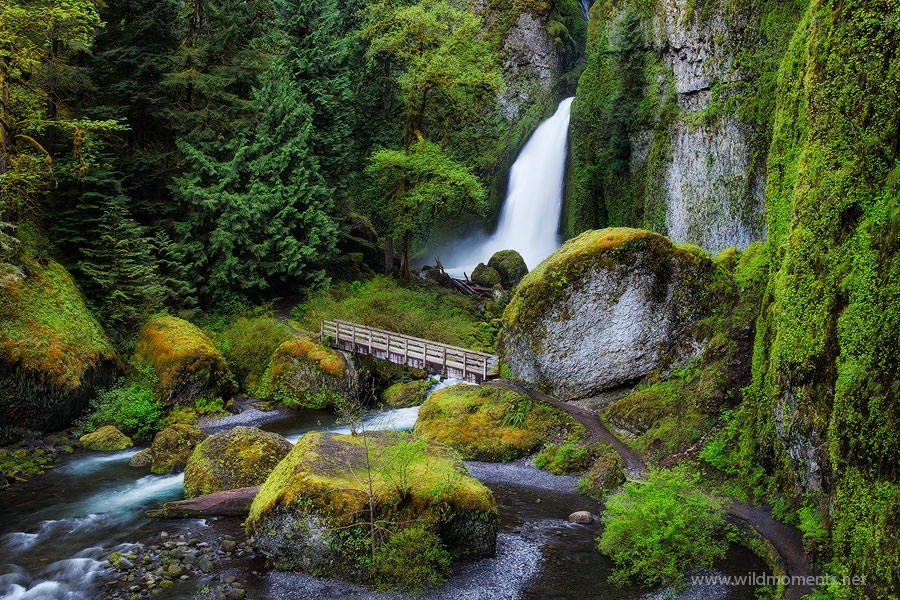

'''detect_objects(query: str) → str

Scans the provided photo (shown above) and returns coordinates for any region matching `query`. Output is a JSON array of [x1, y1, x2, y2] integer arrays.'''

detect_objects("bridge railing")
[[321, 319, 499, 382]]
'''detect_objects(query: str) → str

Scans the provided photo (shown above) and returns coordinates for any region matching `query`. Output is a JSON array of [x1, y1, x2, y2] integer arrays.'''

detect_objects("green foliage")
[[501, 397, 532, 428], [535, 442, 594, 474], [75, 370, 163, 442], [298, 275, 480, 348], [598, 467, 732, 588], [373, 526, 452, 593], [217, 315, 292, 390]]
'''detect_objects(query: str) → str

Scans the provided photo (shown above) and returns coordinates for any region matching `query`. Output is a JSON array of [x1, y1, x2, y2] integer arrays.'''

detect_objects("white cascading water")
[[443, 97, 575, 276], [578, 0, 593, 20]]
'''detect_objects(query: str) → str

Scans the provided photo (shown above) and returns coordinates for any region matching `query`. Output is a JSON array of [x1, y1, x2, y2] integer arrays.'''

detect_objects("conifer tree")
[[175, 63, 338, 307]]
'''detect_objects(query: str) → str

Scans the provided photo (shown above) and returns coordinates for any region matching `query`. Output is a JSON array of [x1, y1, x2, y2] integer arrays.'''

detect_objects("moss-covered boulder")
[[129, 448, 152, 468], [487, 250, 528, 289], [149, 424, 208, 475], [256, 338, 362, 409], [471, 263, 501, 288], [382, 379, 431, 408], [246, 430, 497, 580], [80, 426, 133, 451], [0, 260, 118, 441], [183, 426, 292, 498], [577, 446, 625, 499], [414, 383, 582, 461], [133, 316, 234, 407], [499, 229, 733, 399]]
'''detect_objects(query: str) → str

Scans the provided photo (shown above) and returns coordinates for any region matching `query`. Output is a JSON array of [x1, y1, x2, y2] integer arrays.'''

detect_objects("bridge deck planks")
[[321, 319, 499, 384]]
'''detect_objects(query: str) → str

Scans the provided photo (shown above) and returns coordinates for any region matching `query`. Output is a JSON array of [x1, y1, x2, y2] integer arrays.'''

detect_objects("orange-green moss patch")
[[183, 426, 292, 498], [79, 425, 133, 451], [133, 316, 234, 406], [413, 383, 585, 461], [247, 430, 497, 575], [255, 338, 359, 409], [149, 424, 208, 475]]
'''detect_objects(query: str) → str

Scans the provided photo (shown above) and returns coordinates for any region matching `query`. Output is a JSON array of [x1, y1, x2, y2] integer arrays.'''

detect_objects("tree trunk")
[[384, 235, 394, 274], [45, 37, 59, 157], [400, 231, 409, 279], [0, 54, 10, 178]]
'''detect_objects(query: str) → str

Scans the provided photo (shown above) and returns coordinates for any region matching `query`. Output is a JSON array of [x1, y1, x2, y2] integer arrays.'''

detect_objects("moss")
[[0, 446, 59, 484], [129, 448, 152, 468], [79, 425, 133, 451], [577, 446, 626, 499], [255, 338, 359, 409], [534, 441, 610, 475], [487, 250, 528, 289], [382, 379, 431, 408], [149, 424, 208, 475], [247, 430, 498, 577], [414, 383, 585, 461], [133, 316, 234, 407], [183, 426, 292, 498], [471, 263, 501, 288], [0, 260, 117, 439]]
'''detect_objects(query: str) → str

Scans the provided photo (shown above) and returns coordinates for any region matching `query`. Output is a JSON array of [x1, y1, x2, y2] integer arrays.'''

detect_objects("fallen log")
[[147, 486, 259, 518]]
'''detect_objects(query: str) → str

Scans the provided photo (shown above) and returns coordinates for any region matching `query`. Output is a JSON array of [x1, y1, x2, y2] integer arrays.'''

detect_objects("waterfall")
[[578, 0, 593, 20], [443, 97, 574, 276]]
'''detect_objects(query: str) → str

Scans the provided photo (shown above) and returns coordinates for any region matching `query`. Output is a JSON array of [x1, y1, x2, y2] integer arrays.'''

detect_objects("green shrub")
[[373, 525, 452, 593], [75, 371, 163, 441], [598, 467, 732, 588], [219, 315, 292, 389], [535, 442, 594, 474]]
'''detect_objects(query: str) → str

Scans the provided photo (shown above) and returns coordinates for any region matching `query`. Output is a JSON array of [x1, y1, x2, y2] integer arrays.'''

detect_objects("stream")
[[0, 381, 770, 600]]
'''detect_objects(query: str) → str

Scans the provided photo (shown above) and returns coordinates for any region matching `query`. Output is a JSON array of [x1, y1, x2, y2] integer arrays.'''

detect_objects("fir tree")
[[175, 63, 338, 307]]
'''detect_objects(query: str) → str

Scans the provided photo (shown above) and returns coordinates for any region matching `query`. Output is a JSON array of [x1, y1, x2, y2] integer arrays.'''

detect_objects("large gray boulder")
[[499, 228, 732, 399]]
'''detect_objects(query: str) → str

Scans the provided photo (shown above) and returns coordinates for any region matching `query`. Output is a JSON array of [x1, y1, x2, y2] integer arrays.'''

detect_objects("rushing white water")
[[578, 0, 593, 20], [442, 98, 575, 276]]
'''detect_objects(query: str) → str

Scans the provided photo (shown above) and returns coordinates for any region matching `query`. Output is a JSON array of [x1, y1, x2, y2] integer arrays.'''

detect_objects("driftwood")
[[450, 277, 493, 298], [147, 486, 260, 518]]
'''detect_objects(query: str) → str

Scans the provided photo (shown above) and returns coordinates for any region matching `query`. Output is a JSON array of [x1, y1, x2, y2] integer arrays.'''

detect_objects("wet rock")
[[488, 250, 528, 289], [183, 427, 290, 498], [221, 539, 237, 552], [472, 263, 502, 288], [381, 379, 430, 408], [568, 511, 594, 524], [118, 558, 135, 570], [80, 426, 133, 451], [129, 448, 152, 468]]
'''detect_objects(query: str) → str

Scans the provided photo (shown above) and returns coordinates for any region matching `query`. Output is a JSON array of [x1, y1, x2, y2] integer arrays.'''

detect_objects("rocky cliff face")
[[565, 0, 802, 252]]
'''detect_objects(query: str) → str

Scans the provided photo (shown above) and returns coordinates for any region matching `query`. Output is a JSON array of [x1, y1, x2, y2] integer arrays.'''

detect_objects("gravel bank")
[[465, 457, 579, 494]]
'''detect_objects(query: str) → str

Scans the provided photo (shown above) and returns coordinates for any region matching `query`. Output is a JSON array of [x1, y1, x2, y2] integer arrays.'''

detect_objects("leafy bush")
[[76, 371, 163, 441], [598, 467, 732, 588], [373, 525, 452, 593], [218, 315, 291, 390], [297, 276, 478, 348]]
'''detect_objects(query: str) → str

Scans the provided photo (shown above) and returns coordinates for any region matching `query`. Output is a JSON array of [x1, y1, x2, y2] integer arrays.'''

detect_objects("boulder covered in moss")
[[382, 379, 431, 408], [80, 426, 133, 451], [246, 430, 497, 580], [129, 448, 152, 468], [499, 229, 733, 400], [0, 260, 118, 441], [577, 446, 625, 499], [183, 426, 292, 498], [471, 263, 501, 288], [414, 383, 581, 461], [133, 316, 234, 407], [256, 338, 362, 409], [149, 424, 208, 474], [488, 250, 528, 289]]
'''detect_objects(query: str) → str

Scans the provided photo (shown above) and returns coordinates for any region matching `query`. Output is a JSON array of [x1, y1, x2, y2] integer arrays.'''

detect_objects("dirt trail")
[[492, 379, 816, 600]]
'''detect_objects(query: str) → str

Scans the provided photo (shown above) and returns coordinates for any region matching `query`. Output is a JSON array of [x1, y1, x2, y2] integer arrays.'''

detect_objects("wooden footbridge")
[[321, 319, 499, 383]]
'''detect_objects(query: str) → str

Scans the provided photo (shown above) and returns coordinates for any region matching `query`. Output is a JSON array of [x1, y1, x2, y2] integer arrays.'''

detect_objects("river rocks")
[[0, 260, 118, 442], [79, 426, 133, 451], [381, 379, 431, 408], [488, 250, 528, 289], [246, 430, 498, 581], [499, 229, 731, 399], [568, 511, 594, 524], [133, 316, 234, 407], [578, 446, 626, 499], [414, 383, 581, 461], [255, 337, 362, 409], [149, 424, 208, 475], [130, 448, 152, 468], [183, 426, 292, 498]]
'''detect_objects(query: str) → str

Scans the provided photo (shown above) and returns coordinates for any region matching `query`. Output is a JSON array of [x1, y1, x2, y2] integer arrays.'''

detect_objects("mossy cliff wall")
[[565, 0, 807, 252], [736, 0, 900, 592], [0, 260, 118, 441]]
